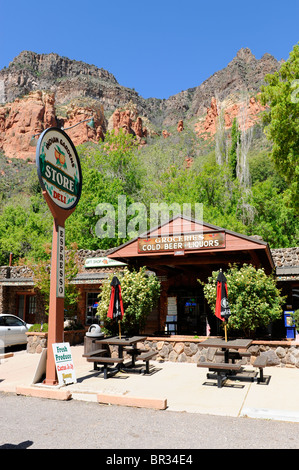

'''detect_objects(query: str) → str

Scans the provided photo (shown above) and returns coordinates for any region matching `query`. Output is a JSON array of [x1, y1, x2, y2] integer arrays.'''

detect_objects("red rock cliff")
[[0, 92, 106, 161]]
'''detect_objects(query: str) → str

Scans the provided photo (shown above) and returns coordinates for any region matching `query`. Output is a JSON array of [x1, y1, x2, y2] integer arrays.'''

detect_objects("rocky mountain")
[[0, 48, 281, 160]]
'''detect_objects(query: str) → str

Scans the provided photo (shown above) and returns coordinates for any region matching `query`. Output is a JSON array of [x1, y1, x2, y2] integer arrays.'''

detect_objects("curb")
[[16, 386, 72, 401], [97, 393, 167, 410]]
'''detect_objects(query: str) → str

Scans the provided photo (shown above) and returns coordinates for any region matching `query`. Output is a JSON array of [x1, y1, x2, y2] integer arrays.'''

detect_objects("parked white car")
[[0, 314, 33, 348]]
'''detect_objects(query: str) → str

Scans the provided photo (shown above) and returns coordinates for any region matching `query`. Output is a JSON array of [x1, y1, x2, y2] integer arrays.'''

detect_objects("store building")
[[0, 216, 298, 338], [107, 216, 276, 336]]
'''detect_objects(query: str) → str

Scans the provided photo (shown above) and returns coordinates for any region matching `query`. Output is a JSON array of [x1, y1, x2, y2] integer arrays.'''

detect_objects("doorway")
[[17, 294, 37, 324], [177, 288, 207, 335]]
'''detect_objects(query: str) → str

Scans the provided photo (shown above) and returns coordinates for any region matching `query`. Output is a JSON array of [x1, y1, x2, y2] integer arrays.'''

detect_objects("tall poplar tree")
[[260, 43, 299, 207]]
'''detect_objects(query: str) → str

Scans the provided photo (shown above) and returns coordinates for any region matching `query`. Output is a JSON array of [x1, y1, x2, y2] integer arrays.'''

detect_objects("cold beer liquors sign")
[[36, 128, 82, 210]]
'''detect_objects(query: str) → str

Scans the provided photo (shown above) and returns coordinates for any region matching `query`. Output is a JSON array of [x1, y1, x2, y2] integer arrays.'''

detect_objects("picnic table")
[[198, 338, 268, 387], [83, 335, 157, 378]]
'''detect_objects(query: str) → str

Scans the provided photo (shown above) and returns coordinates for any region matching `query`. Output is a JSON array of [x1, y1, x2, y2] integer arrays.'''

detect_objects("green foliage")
[[65, 130, 144, 250], [291, 309, 299, 330], [201, 264, 285, 337], [0, 98, 297, 264], [248, 180, 299, 247], [97, 267, 161, 335], [0, 196, 52, 264], [24, 243, 80, 317], [28, 323, 48, 332], [229, 118, 240, 178], [260, 43, 299, 207]]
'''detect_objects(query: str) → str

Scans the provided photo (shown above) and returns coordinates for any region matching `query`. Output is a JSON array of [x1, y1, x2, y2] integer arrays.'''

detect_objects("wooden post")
[[43, 192, 75, 385]]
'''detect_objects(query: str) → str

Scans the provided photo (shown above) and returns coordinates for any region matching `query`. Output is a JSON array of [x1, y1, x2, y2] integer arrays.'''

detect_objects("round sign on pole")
[[36, 127, 82, 210]]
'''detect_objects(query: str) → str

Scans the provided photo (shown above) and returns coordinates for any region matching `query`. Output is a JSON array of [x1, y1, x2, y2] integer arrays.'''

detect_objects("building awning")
[[71, 273, 110, 285], [108, 215, 275, 275], [0, 278, 34, 286]]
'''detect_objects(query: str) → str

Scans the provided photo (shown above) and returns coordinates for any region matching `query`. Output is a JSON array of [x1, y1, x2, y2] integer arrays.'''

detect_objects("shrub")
[[200, 263, 285, 338], [291, 309, 299, 330], [28, 323, 48, 332], [97, 267, 161, 335]]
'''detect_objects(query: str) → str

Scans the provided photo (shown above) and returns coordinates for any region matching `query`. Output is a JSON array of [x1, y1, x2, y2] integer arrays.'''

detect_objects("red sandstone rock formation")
[[195, 95, 266, 139], [110, 107, 147, 143], [0, 91, 57, 161], [177, 120, 184, 132], [162, 130, 171, 138], [0, 92, 106, 160], [62, 104, 105, 145]]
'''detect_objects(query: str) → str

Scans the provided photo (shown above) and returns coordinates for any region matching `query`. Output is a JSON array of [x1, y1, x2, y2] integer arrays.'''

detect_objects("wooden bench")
[[82, 349, 107, 358], [86, 356, 124, 379], [124, 346, 148, 354], [197, 361, 243, 388], [136, 350, 157, 374], [253, 355, 268, 383]]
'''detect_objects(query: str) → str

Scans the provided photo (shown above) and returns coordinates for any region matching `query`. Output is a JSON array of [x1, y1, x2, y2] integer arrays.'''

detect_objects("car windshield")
[[0, 316, 24, 327]]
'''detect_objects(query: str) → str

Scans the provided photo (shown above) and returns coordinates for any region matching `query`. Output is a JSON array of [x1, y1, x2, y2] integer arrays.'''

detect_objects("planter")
[[26, 329, 86, 353]]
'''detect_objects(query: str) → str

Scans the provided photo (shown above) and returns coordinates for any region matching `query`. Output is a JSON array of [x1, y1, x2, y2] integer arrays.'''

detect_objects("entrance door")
[[17, 294, 37, 324], [177, 294, 207, 335]]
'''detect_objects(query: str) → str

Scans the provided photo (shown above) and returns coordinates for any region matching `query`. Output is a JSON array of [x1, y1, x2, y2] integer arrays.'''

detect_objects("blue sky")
[[0, 0, 298, 99]]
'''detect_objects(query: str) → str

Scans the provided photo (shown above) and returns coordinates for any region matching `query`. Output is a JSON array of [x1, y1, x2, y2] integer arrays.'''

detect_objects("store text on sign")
[[36, 128, 82, 210], [138, 231, 226, 253]]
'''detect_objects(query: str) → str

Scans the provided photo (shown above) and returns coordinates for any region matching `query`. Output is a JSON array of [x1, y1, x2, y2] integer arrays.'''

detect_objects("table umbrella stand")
[[215, 269, 231, 343], [224, 322, 228, 342], [107, 276, 124, 340]]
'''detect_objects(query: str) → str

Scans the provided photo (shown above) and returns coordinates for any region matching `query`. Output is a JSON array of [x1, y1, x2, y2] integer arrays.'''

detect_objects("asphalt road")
[[0, 393, 299, 452]]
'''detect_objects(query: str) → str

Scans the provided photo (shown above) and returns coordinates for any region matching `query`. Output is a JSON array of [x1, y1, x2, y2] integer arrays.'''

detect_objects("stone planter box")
[[143, 335, 299, 368], [26, 329, 86, 353]]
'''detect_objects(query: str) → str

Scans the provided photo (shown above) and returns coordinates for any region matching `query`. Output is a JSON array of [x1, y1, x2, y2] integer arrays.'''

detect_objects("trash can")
[[84, 324, 104, 355]]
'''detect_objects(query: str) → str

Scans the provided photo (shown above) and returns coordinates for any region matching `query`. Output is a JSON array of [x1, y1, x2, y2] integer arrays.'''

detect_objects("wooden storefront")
[[107, 216, 276, 336]]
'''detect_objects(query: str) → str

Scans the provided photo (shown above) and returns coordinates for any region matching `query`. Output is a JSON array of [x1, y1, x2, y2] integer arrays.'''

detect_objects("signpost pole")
[[36, 128, 82, 386], [44, 219, 66, 385], [43, 192, 75, 385]]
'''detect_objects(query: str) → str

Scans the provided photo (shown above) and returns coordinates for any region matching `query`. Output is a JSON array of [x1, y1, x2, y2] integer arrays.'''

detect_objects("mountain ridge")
[[0, 48, 280, 126]]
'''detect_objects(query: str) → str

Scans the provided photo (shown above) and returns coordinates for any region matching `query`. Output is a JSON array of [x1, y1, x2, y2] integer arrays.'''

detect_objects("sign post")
[[36, 128, 82, 385]]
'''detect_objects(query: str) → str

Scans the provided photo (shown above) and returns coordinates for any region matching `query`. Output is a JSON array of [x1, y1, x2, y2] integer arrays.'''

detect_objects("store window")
[[86, 292, 100, 325]]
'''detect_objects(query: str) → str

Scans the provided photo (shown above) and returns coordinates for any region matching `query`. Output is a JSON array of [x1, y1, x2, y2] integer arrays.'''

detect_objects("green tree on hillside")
[[229, 118, 240, 178], [65, 130, 144, 250], [260, 43, 299, 207]]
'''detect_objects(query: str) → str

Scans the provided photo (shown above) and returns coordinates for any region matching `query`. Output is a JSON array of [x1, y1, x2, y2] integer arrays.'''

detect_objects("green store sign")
[[36, 128, 82, 210]]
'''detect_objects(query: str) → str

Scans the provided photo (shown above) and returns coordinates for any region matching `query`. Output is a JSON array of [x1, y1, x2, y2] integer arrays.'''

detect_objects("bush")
[[97, 267, 161, 335], [28, 323, 48, 332], [201, 264, 285, 338], [291, 309, 299, 330]]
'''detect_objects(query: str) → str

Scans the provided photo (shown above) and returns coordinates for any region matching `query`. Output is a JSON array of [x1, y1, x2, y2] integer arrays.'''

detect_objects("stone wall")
[[25, 333, 299, 368], [26, 330, 86, 353], [143, 337, 299, 368]]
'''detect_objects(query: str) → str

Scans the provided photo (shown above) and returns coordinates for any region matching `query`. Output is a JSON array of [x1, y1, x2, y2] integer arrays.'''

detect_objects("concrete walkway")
[[1, 345, 299, 423]]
